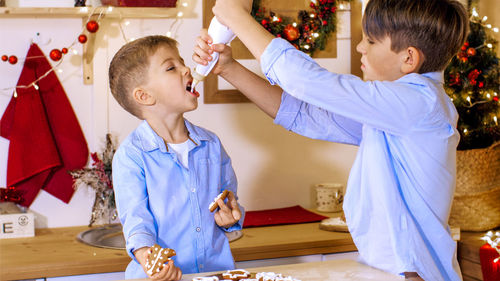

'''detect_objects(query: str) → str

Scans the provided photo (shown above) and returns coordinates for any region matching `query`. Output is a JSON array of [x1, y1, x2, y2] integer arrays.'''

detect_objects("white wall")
[[0, 1, 358, 228]]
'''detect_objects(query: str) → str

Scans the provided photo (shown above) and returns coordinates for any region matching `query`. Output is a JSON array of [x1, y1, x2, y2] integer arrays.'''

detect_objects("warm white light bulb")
[[486, 24, 492, 28], [166, 31, 172, 37], [125, 21, 130, 26], [182, 2, 188, 7], [33, 84, 39, 90], [463, 129, 468, 133], [177, 11, 183, 17], [292, 22, 297, 27], [487, 43, 493, 48], [73, 49, 79, 55], [494, 27, 499, 33], [483, 16, 488, 22]]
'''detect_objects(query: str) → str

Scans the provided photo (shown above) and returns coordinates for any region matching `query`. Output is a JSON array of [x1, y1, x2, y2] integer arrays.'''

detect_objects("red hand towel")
[[0, 43, 89, 207], [243, 205, 328, 228]]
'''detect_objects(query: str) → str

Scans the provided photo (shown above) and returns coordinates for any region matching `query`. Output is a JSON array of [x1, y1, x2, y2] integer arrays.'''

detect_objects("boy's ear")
[[401, 47, 424, 74], [132, 87, 155, 106]]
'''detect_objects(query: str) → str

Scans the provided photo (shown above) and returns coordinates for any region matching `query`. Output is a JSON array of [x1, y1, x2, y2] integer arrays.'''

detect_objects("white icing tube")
[[191, 17, 236, 92]]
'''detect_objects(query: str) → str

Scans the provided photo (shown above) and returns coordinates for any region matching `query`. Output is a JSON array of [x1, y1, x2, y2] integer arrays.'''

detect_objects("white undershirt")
[[168, 139, 190, 169]]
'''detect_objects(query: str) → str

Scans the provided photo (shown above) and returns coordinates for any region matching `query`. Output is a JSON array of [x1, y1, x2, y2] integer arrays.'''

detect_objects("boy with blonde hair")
[[110, 35, 244, 280], [193, 0, 468, 280]]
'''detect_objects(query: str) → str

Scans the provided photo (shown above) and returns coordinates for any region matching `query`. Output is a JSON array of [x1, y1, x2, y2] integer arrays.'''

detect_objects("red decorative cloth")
[[480, 243, 500, 281], [0, 43, 88, 207], [243, 205, 328, 228]]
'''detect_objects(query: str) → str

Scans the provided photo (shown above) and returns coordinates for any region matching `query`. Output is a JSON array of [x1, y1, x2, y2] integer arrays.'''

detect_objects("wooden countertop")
[[127, 259, 403, 281], [0, 217, 356, 280]]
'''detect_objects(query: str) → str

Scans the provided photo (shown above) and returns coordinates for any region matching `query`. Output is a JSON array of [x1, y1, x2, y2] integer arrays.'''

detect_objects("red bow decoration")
[[0, 186, 23, 204]]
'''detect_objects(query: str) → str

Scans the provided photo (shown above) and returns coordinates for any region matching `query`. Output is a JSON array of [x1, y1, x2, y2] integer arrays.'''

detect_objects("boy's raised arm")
[[212, 0, 274, 62], [193, 31, 282, 118]]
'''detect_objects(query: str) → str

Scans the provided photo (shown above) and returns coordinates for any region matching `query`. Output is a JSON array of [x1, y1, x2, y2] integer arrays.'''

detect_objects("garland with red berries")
[[252, 0, 347, 56]]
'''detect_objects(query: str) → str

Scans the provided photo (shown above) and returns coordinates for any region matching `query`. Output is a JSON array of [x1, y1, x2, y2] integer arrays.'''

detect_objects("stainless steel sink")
[[77, 224, 126, 250], [77, 224, 243, 250]]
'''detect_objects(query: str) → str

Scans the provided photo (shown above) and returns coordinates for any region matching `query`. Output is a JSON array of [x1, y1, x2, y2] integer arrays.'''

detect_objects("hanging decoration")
[[0, 186, 23, 204], [444, 7, 500, 150], [480, 231, 500, 281], [70, 134, 116, 226], [251, 0, 349, 56], [0, 2, 190, 97]]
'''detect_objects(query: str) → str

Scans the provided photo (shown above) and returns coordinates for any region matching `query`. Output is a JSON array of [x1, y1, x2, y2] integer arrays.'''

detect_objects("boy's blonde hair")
[[363, 0, 468, 73], [108, 35, 178, 119]]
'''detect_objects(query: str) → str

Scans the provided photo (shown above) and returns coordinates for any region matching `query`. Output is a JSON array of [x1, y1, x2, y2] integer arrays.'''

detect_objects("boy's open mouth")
[[186, 81, 200, 98]]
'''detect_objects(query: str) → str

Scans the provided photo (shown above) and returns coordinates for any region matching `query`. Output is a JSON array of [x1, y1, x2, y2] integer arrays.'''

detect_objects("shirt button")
[[199, 264, 204, 269], [196, 227, 201, 232], [191, 188, 196, 192]]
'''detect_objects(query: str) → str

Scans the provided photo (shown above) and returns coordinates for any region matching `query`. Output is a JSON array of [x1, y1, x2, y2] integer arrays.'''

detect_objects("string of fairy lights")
[[481, 230, 500, 263], [0, 3, 190, 98]]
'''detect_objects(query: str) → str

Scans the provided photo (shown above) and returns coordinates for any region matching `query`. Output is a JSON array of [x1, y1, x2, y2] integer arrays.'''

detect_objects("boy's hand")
[[193, 29, 236, 76], [212, 0, 252, 28], [214, 191, 242, 228], [135, 247, 182, 281]]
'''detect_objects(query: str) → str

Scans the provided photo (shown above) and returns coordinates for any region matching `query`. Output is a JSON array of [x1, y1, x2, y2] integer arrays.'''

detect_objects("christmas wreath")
[[251, 0, 347, 56]]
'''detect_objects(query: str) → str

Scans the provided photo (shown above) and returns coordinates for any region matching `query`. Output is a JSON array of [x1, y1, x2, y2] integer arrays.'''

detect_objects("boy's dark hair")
[[108, 35, 178, 119], [363, 0, 468, 73]]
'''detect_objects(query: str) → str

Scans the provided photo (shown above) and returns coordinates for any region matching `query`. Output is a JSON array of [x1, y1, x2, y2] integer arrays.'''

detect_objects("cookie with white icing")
[[222, 269, 250, 280], [145, 244, 176, 276], [318, 217, 349, 232], [209, 190, 230, 212]]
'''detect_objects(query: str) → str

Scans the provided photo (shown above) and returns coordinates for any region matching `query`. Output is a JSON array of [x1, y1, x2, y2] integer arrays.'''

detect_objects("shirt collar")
[[397, 71, 444, 85], [422, 71, 444, 84], [136, 119, 214, 153]]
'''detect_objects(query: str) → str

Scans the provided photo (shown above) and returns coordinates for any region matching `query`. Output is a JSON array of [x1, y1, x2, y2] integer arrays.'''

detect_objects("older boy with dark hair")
[[193, 0, 468, 280], [110, 35, 244, 280]]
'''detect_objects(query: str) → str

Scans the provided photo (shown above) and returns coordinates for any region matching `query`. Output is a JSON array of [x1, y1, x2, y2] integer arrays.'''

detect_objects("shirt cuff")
[[126, 232, 156, 261], [261, 38, 296, 85], [274, 92, 302, 131]]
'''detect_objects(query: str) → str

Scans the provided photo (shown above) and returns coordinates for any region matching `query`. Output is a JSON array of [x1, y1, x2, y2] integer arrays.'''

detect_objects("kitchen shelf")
[[0, 6, 181, 18]]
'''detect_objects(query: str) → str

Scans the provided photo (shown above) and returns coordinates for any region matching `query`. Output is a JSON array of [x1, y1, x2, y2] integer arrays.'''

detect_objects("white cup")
[[315, 183, 344, 212]]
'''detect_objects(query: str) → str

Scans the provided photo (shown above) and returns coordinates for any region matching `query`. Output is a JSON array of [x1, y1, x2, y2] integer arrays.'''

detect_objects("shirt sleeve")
[[261, 38, 435, 136], [275, 92, 362, 146], [112, 144, 157, 261], [219, 142, 245, 232]]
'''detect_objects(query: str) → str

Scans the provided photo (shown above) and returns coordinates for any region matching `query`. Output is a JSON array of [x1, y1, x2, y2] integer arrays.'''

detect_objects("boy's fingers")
[[232, 208, 242, 221], [217, 198, 231, 213], [193, 45, 212, 62]]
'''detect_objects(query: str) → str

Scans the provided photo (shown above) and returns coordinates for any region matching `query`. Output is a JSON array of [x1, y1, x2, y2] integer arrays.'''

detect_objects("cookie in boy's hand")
[[209, 190, 229, 212], [145, 244, 176, 276], [222, 269, 251, 280]]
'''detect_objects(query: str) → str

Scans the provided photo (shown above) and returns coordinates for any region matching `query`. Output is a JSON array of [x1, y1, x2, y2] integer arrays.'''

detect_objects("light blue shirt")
[[264, 38, 461, 281], [112, 119, 244, 279]]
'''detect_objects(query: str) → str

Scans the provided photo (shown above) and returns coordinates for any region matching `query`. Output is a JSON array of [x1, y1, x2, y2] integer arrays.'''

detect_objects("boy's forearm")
[[226, 13, 274, 62], [221, 61, 282, 119]]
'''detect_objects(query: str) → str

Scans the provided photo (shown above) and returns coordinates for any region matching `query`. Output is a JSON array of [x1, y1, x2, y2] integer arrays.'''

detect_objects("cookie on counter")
[[222, 269, 251, 280], [318, 217, 349, 232]]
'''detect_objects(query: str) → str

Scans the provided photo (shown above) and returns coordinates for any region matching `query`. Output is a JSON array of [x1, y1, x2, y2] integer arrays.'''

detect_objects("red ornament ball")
[[283, 24, 300, 41], [466, 47, 476, 57], [50, 49, 63, 61], [61, 48, 68, 54], [86, 20, 99, 33], [78, 34, 88, 44], [8, 55, 18, 64], [493, 96, 499, 102], [1, 55, 8, 61]]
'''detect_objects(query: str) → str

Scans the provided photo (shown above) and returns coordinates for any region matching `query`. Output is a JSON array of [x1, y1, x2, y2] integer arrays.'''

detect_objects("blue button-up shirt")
[[264, 38, 461, 281], [112, 119, 244, 279]]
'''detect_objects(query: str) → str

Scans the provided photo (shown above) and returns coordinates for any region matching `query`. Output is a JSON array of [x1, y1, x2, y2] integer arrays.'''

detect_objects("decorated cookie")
[[222, 269, 251, 280], [192, 277, 219, 281], [318, 217, 349, 232], [209, 190, 230, 212], [256, 272, 284, 281], [145, 244, 176, 276]]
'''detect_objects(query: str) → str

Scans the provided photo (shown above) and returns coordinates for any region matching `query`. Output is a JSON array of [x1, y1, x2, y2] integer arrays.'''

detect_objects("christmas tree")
[[444, 7, 500, 150]]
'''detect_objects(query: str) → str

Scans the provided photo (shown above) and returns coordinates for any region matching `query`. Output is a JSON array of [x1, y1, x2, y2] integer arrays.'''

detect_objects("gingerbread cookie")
[[222, 269, 251, 280], [318, 217, 349, 232], [209, 190, 230, 212], [145, 244, 176, 276]]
